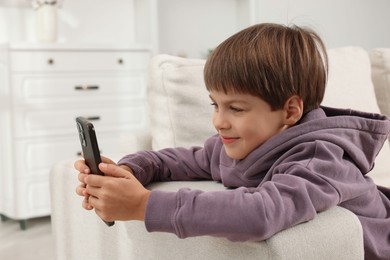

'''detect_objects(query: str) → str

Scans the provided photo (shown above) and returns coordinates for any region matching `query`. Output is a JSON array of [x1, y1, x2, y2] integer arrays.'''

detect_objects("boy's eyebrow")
[[209, 94, 249, 105]]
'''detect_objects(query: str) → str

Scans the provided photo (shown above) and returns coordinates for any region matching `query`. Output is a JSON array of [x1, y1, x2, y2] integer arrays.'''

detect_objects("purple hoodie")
[[118, 106, 390, 260]]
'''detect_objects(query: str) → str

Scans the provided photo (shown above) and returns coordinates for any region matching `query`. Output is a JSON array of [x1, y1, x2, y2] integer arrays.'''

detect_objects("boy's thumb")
[[99, 163, 129, 178]]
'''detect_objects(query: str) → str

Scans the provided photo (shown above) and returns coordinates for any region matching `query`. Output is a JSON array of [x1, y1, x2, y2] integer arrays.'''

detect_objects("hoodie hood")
[[219, 106, 390, 187]]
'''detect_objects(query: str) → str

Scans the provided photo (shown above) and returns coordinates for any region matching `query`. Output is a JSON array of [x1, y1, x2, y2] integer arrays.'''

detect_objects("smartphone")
[[76, 116, 115, 227]]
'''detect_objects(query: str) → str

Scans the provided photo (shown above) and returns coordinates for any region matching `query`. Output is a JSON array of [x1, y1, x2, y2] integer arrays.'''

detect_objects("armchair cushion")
[[148, 55, 215, 150], [370, 48, 390, 118], [323, 47, 390, 187], [323, 47, 381, 113]]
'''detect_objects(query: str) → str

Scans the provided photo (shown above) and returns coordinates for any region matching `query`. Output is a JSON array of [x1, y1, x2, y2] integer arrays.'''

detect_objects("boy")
[[75, 23, 390, 259]]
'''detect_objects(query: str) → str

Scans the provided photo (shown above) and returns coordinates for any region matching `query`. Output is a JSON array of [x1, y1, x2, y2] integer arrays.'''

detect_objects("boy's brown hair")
[[204, 23, 328, 115]]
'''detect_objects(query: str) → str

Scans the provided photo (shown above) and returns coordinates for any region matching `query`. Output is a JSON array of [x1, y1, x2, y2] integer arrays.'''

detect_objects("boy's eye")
[[210, 102, 218, 110], [230, 106, 243, 112]]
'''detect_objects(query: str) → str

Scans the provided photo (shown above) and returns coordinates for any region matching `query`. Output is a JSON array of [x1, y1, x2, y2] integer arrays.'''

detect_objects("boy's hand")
[[84, 163, 150, 222], [74, 156, 119, 210]]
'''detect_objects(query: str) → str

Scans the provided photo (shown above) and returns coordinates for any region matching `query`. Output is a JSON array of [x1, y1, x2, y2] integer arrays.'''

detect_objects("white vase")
[[36, 4, 58, 42]]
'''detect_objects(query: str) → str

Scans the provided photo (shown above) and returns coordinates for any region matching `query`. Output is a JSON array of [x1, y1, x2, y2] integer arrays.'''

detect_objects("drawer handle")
[[118, 58, 124, 65], [47, 58, 54, 65], [74, 85, 100, 91]]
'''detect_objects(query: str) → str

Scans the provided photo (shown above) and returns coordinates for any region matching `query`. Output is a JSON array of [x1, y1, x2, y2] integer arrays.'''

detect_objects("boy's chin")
[[224, 148, 249, 161]]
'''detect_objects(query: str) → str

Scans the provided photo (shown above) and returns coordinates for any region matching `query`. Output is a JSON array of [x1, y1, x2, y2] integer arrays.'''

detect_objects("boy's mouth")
[[220, 135, 240, 144]]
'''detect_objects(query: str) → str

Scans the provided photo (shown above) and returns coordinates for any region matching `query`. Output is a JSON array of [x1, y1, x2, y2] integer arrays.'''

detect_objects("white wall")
[[255, 0, 390, 50], [1, 0, 389, 56], [0, 7, 33, 42], [157, 0, 390, 57], [157, 0, 240, 58], [57, 0, 136, 44]]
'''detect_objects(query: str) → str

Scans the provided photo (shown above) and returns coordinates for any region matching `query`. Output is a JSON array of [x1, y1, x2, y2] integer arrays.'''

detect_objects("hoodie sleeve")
[[144, 173, 339, 241], [144, 141, 368, 241], [117, 135, 221, 186]]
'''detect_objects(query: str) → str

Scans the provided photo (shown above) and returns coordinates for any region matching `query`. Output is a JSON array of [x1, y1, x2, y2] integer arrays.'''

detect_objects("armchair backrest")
[[148, 54, 214, 150], [370, 48, 390, 119]]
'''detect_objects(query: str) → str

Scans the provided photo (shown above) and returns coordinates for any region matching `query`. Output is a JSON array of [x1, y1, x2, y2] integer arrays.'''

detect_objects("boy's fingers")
[[75, 185, 86, 196], [74, 159, 90, 174], [83, 163, 131, 186], [98, 163, 131, 179], [78, 173, 88, 183], [82, 197, 94, 210], [100, 156, 116, 165], [84, 174, 104, 187], [85, 185, 101, 199]]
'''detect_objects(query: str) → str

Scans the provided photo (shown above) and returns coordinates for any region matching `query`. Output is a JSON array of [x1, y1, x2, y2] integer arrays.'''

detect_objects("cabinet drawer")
[[10, 51, 151, 72], [13, 104, 148, 138], [15, 178, 51, 218], [14, 137, 79, 178], [14, 133, 133, 178], [12, 74, 146, 105]]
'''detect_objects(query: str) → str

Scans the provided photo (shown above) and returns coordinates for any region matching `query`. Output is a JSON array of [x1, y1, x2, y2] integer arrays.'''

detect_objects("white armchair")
[[50, 47, 390, 260]]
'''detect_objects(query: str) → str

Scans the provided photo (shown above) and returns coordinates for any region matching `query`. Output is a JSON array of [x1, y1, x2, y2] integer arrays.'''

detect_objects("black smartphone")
[[76, 116, 115, 227]]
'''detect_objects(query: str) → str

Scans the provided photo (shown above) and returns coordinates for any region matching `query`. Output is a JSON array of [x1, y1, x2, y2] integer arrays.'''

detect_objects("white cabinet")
[[0, 44, 151, 225]]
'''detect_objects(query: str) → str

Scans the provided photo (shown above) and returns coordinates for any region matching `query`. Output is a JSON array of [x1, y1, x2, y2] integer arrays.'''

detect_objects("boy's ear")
[[283, 95, 303, 126]]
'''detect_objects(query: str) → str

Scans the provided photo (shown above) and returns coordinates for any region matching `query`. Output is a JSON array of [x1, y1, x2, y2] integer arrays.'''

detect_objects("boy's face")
[[209, 90, 287, 160]]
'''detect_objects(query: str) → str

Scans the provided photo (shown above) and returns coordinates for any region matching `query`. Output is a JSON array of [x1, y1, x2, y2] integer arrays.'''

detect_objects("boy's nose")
[[213, 111, 230, 130]]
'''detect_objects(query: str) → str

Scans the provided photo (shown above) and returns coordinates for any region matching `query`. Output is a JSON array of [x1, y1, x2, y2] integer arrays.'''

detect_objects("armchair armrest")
[[123, 181, 363, 260], [50, 163, 364, 260]]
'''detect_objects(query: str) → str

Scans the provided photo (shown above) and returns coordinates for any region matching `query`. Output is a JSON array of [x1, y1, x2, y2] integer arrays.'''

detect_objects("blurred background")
[[1, 0, 389, 58]]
